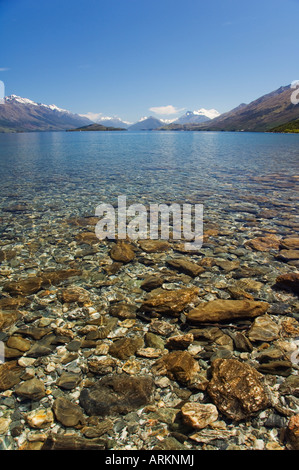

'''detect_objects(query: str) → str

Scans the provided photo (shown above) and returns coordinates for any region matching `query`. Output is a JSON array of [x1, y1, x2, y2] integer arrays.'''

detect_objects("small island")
[[66, 123, 127, 132]]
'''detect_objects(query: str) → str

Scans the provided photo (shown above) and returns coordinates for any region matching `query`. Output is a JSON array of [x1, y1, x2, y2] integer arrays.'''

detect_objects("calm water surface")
[[0, 131, 298, 240]]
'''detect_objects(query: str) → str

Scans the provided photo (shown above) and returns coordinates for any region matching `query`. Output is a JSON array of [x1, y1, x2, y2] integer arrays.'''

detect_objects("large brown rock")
[[0, 361, 22, 391], [280, 238, 299, 250], [244, 235, 280, 251], [52, 396, 85, 427], [110, 241, 135, 263], [181, 402, 218, 429], [187, 299, 269, 324], [138, 240, 171, 253], [15, 378, 46, 400], [0, 310, 22, 331], [207, 358, 270, 421], [274, 272, 299, 294], [79, 374, 154, 416], [166, 258, 204, 277], [3, 269, 81, 296], [152, 350, 200, 385], [109, 336, 144, 360], [140, 287, 199, 317], [285, 414, 299, 450]]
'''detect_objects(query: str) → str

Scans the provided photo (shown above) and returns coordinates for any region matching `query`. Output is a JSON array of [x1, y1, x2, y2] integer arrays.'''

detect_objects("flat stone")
[[0, 311, 22, 331], [207, 358, 270, 421], [57, 286, 91, 305], [75, 231, 99, 244], [279, 376, 299, 396], [110, 241, 135, 263], [257, 360, 293, 377], [285, 414, 299, 450], [248, 315, 280, 342], [165, 333, 194, 350], [41, 433, 105, 450], [0, 361, 22, 391], [56, 372, 81, 390], [244, 235, 280, 251], [181, 402, 218, 429], [87, 357, 117, 375], [274, 272, 299, 294], [25, 408, 54, 429], [138, 240, 171, 253], [280, 238, 299, 250], [166, 258, 204, 277], [109, 303, 136, 319], [140, 287, 199, 317], [278, 250, 299, 261], [52, 396, 85, 427], [109, 336, 144, 360], [152, 350, 200, 386], [140, 275, 164, 292], [15, 378, 46, 400], [187, 299, 269, 324], [79, 374, 154, 416]]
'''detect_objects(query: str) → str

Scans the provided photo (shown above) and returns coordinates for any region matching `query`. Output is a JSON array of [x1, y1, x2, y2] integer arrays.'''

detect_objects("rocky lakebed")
[[0, 198, 299, 451]]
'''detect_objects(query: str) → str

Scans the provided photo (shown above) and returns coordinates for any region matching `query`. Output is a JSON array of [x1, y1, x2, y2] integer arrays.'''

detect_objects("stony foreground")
[[0, 215, 299, 450]]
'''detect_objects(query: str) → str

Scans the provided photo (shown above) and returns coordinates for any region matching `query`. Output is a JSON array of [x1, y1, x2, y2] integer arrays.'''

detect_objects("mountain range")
[[0, 84, 298, 133], [159, 85, 299, 132], [0, 95, 92, 132]]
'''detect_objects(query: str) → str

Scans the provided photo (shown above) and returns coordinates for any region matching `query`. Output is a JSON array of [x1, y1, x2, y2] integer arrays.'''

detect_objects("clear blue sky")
[[0, 0, 298, 122]]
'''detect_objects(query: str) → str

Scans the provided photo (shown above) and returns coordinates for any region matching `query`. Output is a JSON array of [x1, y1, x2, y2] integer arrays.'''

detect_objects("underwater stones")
[[244, 235, 280, 252], [152, 350, 200, 386], [52, 397, 85, 427], [140, 274, 164, 292], [57, 286, 91, 305], [25, 408, 54, 429], [15, 378, 46, 401], [79, 374, 154, 416], [110, 241, 135, 263], [274, 272, 299, 294], [166, 258, 204, 277], [187, 299, 269, 324], [285, 415, 299, 450], [181, 402, 218, 429], [41, 433, 106, 450], [207, 359, 270, 421], [109, 302, 136, 319], [280, 238, 299, 250], [140, 287, 199, 317], [56, 371, 82, 390], [0, 310, 21, 331], [138, 240, 171, 253], [278, 250, 299, 262], [75, 231, 99, 244], [0, 361, 22, 391], [248, 315, 280, 342], [109, 336, 144, 360], [3, 269, 82, 296], [165, 333, 194, 350]]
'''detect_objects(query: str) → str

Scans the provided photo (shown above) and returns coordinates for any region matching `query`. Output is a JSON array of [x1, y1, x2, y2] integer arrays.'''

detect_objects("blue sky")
[[0, 0, 298, 122]]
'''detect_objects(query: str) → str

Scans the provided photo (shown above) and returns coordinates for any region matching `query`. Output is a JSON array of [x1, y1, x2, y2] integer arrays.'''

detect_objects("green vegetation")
[[269, 119, 299, 133], [67, 123, 126, 132]]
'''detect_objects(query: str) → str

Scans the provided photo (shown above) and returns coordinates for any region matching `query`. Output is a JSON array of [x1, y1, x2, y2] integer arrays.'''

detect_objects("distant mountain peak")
[[174, 108, 221, 125]]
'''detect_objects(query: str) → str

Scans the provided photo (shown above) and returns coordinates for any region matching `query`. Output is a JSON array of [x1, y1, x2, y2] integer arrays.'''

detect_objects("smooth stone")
[[244, 235, 280, 251], [109, 303, 136, 319], [166, 258, 204, 277], [248, 315, 280, 342], [285, 415, 299, 450], [109, 336, 144, 360], [166, 333, 194, 350], [278, 250, 299, 261], [15, 378, 46, 400], [57, 286, 91, 305], [25, 408, 54, 429], [138, 240, 171, 253], [140, 275, 164, 292], [0, 311, 21, 331], [152, 350, 200, 386], [56, 372, 81, 390], [181, 402, 218, 429], [41, 433, 105, 450], [87, 357, 117, 375], [207, 358, 270, 421], [187, 299, 269, 323], [110, 241, 135, 263], [274, 272, 299, 294], [79, 374, 154, 416], [0, 361, 22, 391], [52, 396, 85, 427], [257, 361, 293, 377], [280, 238, 299, 250], [140, 287, 199, 317]]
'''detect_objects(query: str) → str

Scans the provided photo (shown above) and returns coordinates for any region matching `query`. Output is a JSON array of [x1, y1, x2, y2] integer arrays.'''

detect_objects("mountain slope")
[[193, 85, 299, 132], [158, 85, 299, 132], [128, 116, 164, 131], [269, 118, 299, 133], [0, 95, 93, 132]]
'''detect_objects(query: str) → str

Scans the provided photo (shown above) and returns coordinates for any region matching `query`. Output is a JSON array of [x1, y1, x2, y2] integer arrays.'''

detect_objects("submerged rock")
[[181, 402, 218, 429], [207, 358, 270, 421], [79, 374, 154, 416], [110, 241, 135, 263], [274, 272, 299, 294], [187, 299, 269, 323], [140, 287, 199, 317], [152, 350, 200, 386]]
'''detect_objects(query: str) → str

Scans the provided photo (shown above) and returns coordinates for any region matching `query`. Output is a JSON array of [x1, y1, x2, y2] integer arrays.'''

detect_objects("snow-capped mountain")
[[0, 95, 93, 132], [174, 108, 220, 125], [128, 116, 164, 130]]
